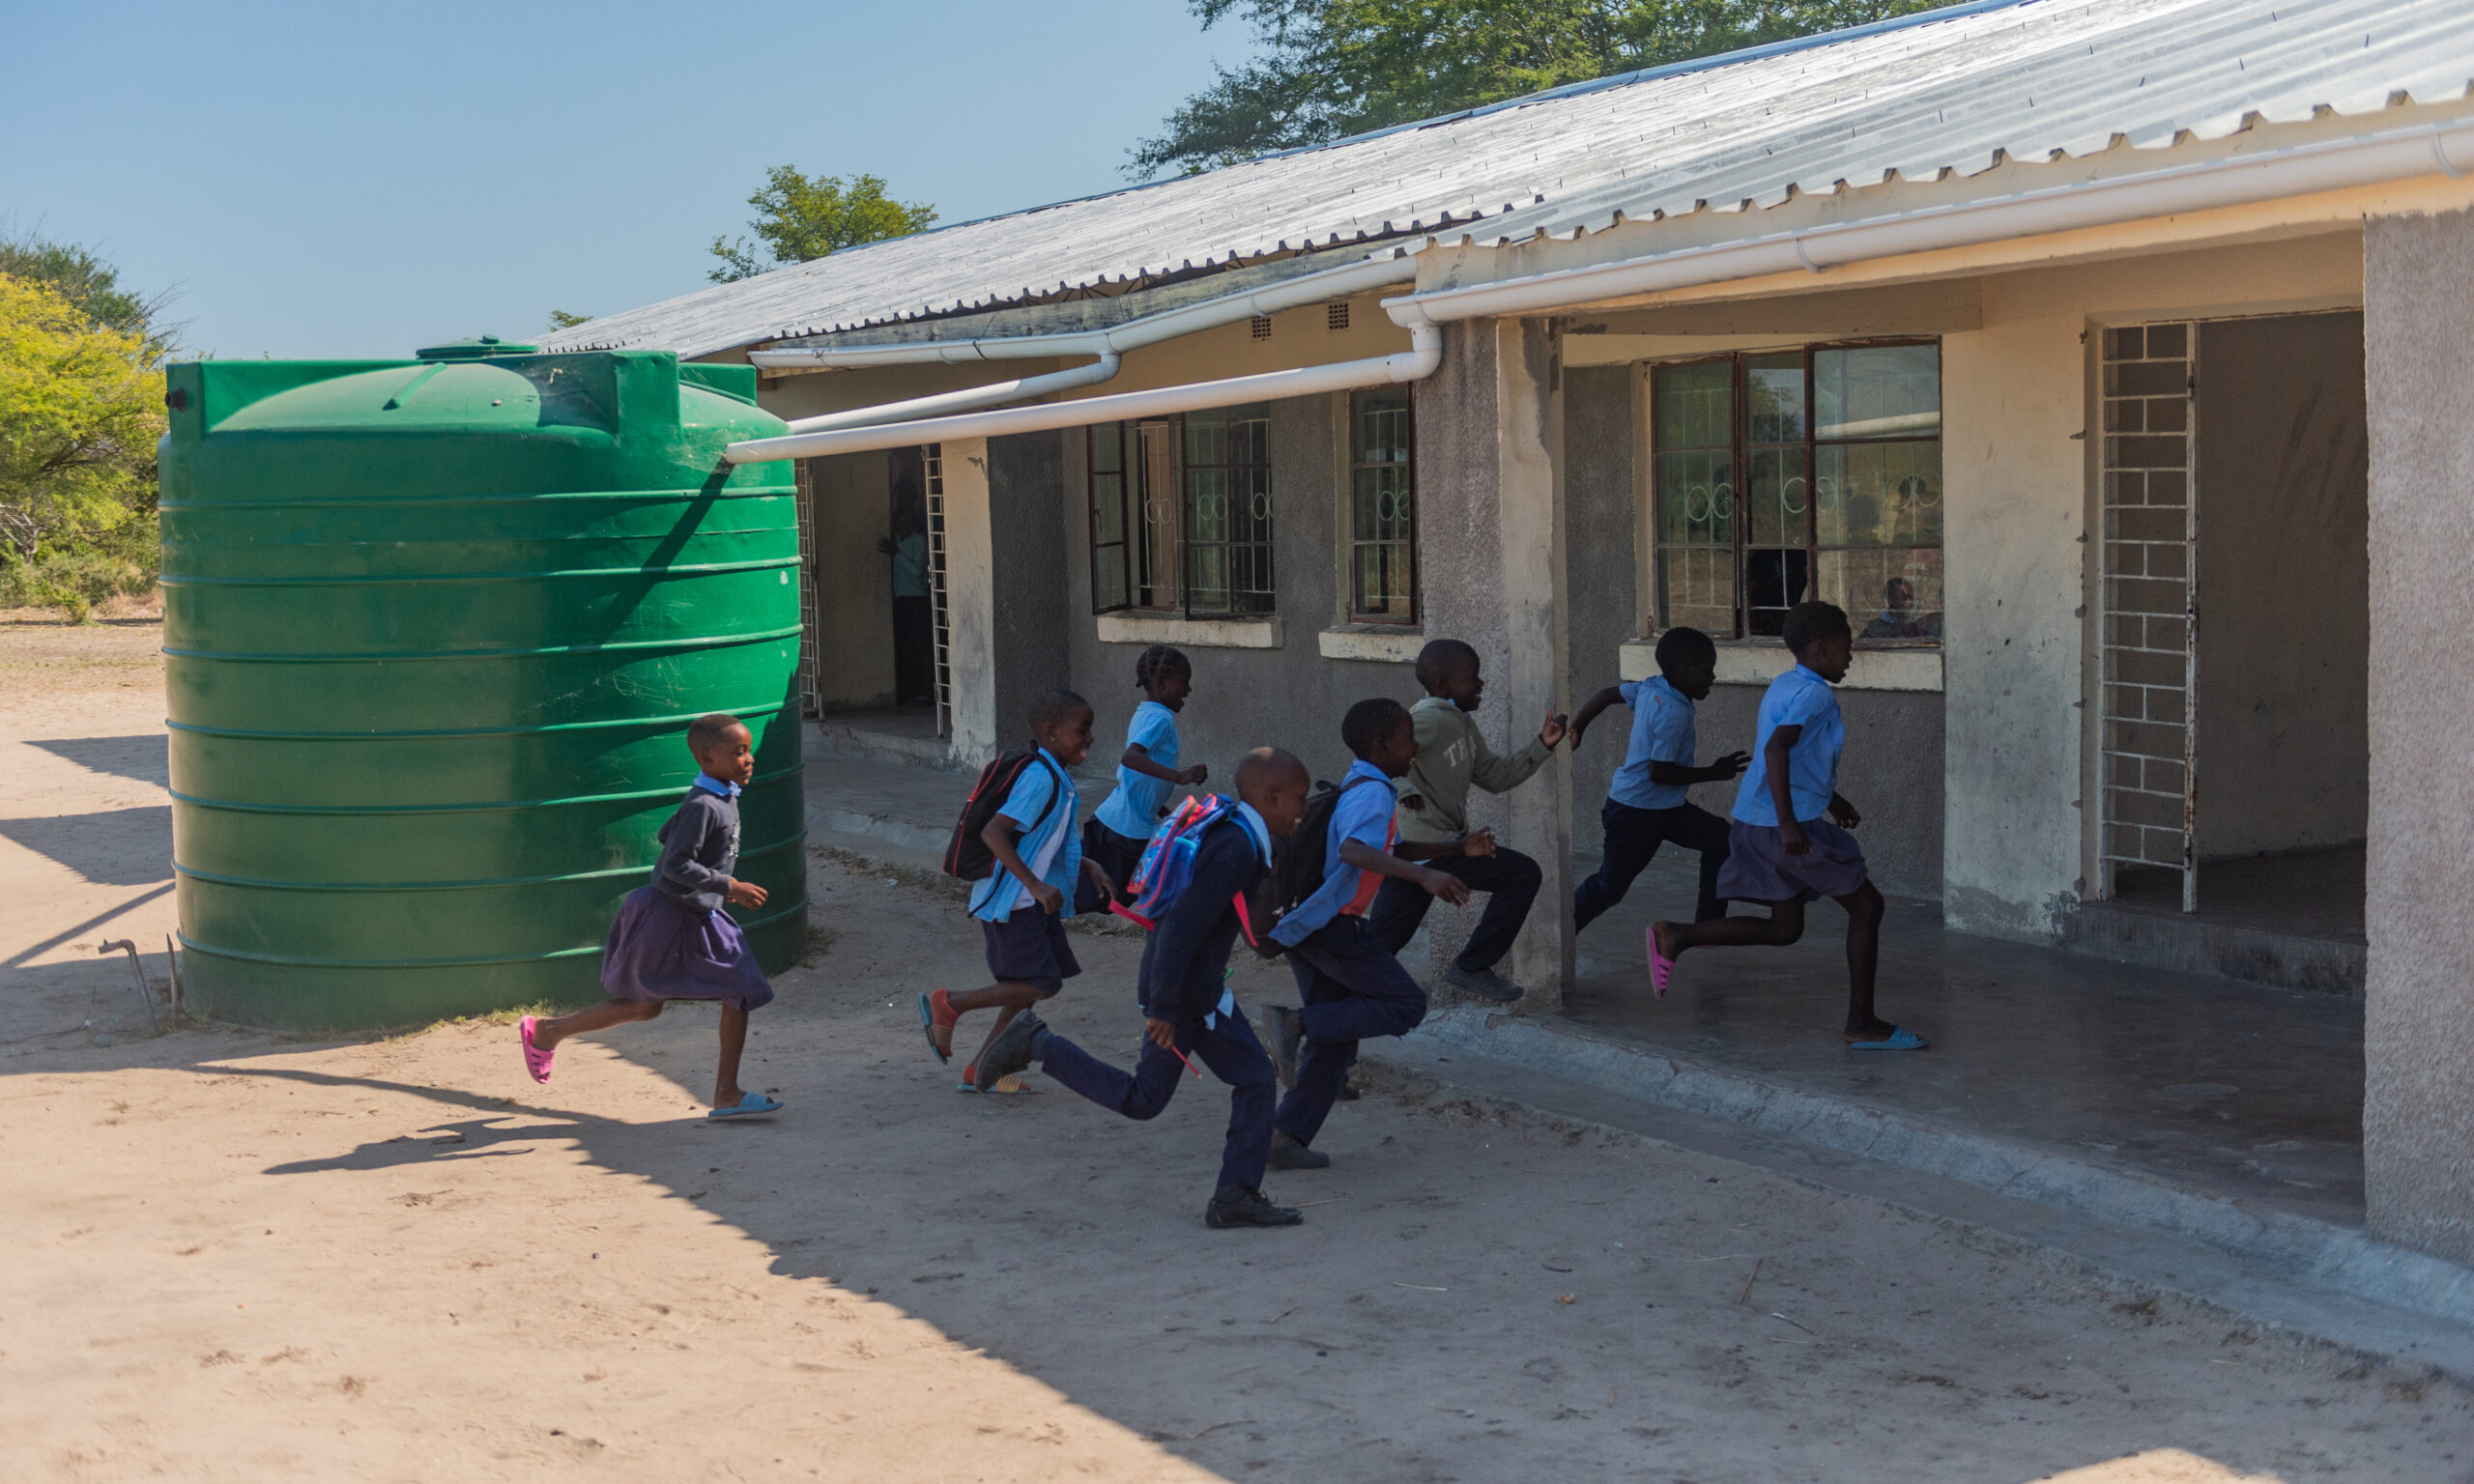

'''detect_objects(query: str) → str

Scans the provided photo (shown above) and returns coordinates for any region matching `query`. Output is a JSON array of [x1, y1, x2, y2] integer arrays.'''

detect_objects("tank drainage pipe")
[[98, 939, 160, 1036]]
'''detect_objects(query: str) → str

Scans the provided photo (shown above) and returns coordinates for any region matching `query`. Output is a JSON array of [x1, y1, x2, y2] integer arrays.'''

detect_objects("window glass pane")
[[1744, 548, 1810, 637], [1091, 420, 1124, 475], [1353, 388, 1409, 462], [1745, 445, 1807, 547], [1823, 547, 1943, 641], [1655, 547, 1735, 634], [1136, 420, 1177, 607], [1654, 360, 1731, 449], [1088, 423, 1128, 613], [1186, 404, 1273, 616], [1653, 450, 1731, 544], [1745, 354, 1804, 443], [1816, 441, 1942, 546], [1350, 389, 1415, 620], [1814, 344, 1940, 440]]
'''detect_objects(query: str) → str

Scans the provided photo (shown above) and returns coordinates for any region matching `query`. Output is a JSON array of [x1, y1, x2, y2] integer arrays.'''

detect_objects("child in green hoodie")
[[1365, 639, 1568, 1002]]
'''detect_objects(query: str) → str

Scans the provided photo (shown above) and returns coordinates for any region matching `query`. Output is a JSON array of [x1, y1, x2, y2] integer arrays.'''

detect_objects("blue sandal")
[[708, 1092, 784, 1119], [1848, 1026, 1928, 1050]]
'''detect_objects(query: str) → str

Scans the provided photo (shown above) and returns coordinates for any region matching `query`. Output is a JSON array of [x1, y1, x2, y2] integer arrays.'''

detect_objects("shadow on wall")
[[29, 733, 170, 788]]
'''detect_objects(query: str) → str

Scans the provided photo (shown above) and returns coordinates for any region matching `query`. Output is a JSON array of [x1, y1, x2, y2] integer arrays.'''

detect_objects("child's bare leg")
[[959, 986, 1046, 1070], [532, 998, 659, 1050], [714, 1001, 751, 1106], [1833, 883, 1889, 1042], [1653, 899, 1804, 964]]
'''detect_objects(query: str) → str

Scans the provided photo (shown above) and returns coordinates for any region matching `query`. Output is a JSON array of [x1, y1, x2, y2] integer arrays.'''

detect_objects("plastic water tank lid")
[[414, 335, 539, 360]]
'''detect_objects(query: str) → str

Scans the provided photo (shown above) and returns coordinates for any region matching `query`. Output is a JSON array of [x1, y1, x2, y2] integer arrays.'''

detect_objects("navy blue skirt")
[[601, 886, 775, 1011], [1713, 818, 1870, 904]]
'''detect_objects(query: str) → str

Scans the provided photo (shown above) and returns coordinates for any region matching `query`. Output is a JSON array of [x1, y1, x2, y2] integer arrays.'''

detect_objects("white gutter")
[[781, 354, 1119, 435], [726, 325, 1442, 463], [1386, 116, 2474, 326], [750, 249, 1416, 370]]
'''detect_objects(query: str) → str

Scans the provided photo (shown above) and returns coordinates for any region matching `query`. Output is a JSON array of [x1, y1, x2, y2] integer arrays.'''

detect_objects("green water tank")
[[159, 345, 808, 1030]]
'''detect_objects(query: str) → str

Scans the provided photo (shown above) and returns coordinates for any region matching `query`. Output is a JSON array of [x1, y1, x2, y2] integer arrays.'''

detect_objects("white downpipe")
[[1388, 117, 2474, 326], [781, 353, 1119, 435], [727, 325, 1443, 464], [748, 249, 1415, 370]]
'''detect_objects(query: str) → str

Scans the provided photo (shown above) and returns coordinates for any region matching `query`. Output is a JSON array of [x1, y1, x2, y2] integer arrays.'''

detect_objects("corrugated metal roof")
[[546, 0, 2474, 360]]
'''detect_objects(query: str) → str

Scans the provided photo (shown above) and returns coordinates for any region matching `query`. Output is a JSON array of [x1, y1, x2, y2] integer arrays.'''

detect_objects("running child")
[[974, 748, 1313, 1229], [1079, 644, 1208, 913], [1366, 639, 1568, 1003], [1260, 699, 1473, 1169], [519, 712, 781, 1118], [1568, 625, 1749, 938], [1648, 602, 1924, 1049], [920, 689, 1115, 1088]]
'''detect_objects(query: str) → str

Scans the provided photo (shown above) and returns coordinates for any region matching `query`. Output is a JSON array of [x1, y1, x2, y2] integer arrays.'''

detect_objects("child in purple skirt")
[[518, 712, 783, 1117], [1648, 602, 1925, 1050]]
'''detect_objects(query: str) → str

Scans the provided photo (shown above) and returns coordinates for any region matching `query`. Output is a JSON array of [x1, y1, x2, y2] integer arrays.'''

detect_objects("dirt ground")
[[4, 618, 2471, 1483]]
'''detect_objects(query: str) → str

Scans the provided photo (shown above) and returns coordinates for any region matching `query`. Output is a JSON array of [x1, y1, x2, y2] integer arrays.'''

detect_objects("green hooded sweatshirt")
[[1394, 696, 1554, 844]]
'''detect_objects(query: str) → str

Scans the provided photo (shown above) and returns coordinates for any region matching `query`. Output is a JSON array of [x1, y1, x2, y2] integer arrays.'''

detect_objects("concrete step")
[[2059, 900, 2365, 997], [1395, 1004, 2473, 1346]]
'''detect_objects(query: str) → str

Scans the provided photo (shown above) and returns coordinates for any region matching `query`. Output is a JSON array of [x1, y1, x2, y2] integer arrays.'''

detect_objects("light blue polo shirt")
[[967, 749, 1082, 923], [1271, 760, 1397, 947], [1093, 700, 1181, 840], [1609, 675, 1695, 811], [1731, 665, 1845, 827]]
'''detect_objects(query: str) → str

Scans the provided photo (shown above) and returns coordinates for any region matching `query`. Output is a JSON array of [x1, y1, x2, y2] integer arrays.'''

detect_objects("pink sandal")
[[1646, 928, 1677, 1000], [519, 1015, 556, 1083]]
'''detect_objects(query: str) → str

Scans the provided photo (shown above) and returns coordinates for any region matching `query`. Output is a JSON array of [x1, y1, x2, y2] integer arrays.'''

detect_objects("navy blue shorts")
[[981, 905, 1079, 994]]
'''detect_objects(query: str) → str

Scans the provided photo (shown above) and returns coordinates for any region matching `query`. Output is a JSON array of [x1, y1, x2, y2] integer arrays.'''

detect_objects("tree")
[[0, 229, 177, 351], [546, 309, 593, 330], [1133, 0, 1947, 178], [0, 272, 164, 618], [707, 168, 939, 283]]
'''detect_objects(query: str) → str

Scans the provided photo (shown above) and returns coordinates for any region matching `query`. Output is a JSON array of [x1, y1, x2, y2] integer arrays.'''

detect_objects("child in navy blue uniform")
[[1259, 699, 1472, 1170], [976, 748, 1314, 1229], [1649, 603, 1923, 1049], [921, 689, 1114, 1088], [1079, 644, 1208, 913], [519, 713, 781, 1118], [1568, 626, 1749, 942]]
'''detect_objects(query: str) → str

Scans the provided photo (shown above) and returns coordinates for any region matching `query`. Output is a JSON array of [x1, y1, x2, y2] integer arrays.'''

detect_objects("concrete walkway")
[[801, 734, 2474, 1356]]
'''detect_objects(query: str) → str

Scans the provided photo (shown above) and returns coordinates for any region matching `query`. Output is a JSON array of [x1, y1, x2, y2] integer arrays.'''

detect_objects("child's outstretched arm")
[[1650, 753, 1751, 787], [981, 813, 1063, 913], [1765, 725, 1807, 854], [1827, 792, 1862, 829], [1568, 685, 1625, 749], [1120, 743, 1207, 786], [1338, 838, 1473, 905]]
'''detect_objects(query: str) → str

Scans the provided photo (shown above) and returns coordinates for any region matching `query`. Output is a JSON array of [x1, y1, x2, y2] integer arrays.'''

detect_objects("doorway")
[[2095, 311, 2368, 960], [797, 446, 947, 749]]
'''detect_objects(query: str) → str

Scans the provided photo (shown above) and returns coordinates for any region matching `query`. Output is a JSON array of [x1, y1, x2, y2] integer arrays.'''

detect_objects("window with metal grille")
[[1649, 341, 1942, 643], [1088, 410, 1276, 617], [1326, 301, 1350, 332], [1348, 386, 1417, 622]]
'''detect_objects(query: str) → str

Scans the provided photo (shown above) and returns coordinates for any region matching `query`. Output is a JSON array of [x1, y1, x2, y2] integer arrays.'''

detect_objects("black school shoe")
[[1260, 1005, 1304, 1090], [973, 1011, 1051, 1091], [1267, 1131, 1331, 1170], [1206, 1184, 1303, 1228]]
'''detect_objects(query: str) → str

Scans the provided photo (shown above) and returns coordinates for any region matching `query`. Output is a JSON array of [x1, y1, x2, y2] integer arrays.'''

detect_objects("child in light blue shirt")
[[1648, 603, 1923, 1051], [1568, 626, 1748, 934], [1082, 645, 1208, 911]]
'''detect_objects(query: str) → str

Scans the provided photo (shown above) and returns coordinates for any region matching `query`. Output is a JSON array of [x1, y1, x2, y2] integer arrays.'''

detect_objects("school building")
[[546, 0, 2474, 1266]]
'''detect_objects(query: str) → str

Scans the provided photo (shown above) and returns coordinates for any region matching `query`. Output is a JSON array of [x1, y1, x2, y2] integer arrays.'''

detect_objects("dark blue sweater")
[[1137, 815, 1268, 1027]]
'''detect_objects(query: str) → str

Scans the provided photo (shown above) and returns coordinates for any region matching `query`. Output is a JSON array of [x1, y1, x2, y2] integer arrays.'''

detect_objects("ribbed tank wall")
[[158, 351, 808, 1029]]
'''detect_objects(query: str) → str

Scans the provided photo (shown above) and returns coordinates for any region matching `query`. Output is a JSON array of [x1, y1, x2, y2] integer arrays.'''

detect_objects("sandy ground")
[[4, 618, 2471, 1483]]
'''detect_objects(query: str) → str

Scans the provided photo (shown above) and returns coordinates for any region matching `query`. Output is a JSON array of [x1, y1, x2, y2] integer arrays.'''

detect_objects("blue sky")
[[1, 3, 1252, 358]]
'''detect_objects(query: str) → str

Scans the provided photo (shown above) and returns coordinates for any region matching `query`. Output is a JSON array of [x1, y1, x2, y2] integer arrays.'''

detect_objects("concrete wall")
[[1060, 394, 1424, 790], [2364, 207, 2474, 1265], [989, 431, 1072, 743], [803, 450, 897, 710], [2193, 312, 2369, 861]]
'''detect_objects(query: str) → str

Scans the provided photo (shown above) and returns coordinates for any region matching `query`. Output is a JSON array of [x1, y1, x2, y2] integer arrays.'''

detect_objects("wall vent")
[[1251, 314, 1273, 340], [1326, 301, 1350, 332]]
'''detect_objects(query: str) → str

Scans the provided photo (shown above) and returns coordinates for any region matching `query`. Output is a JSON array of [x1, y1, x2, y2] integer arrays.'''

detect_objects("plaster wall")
[[2192, 312, 2369, 862], [2363, 206, 2474, 1264], [988, 431, 1072, 742], [801, 450, 897, 710]]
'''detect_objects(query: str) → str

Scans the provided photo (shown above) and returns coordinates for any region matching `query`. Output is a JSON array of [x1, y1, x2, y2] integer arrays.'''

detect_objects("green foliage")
[[0, 271, 165, 618], [0, 229, 176, 351], [707, 167, 939, 283], [1133, 0, 1948, 178], [546, 309, 594, 330]]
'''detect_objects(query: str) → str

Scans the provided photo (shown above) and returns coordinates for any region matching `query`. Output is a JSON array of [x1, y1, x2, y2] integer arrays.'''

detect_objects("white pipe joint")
[[727, 326, 1442, 464]]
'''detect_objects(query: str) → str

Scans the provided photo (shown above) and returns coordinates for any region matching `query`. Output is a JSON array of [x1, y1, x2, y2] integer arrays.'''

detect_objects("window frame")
[[1087, 411, 1280, 619], [1345, 385, 1419, 625], [1181, 403, 1277, 618], [1647, 337, 1942, 647]]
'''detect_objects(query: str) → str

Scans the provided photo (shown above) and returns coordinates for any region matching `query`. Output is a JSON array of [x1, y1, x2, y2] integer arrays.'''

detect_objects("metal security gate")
[[923, 442, 954, 740], [792, 458, 820, 718], [2097, 322, 2198, 911]]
